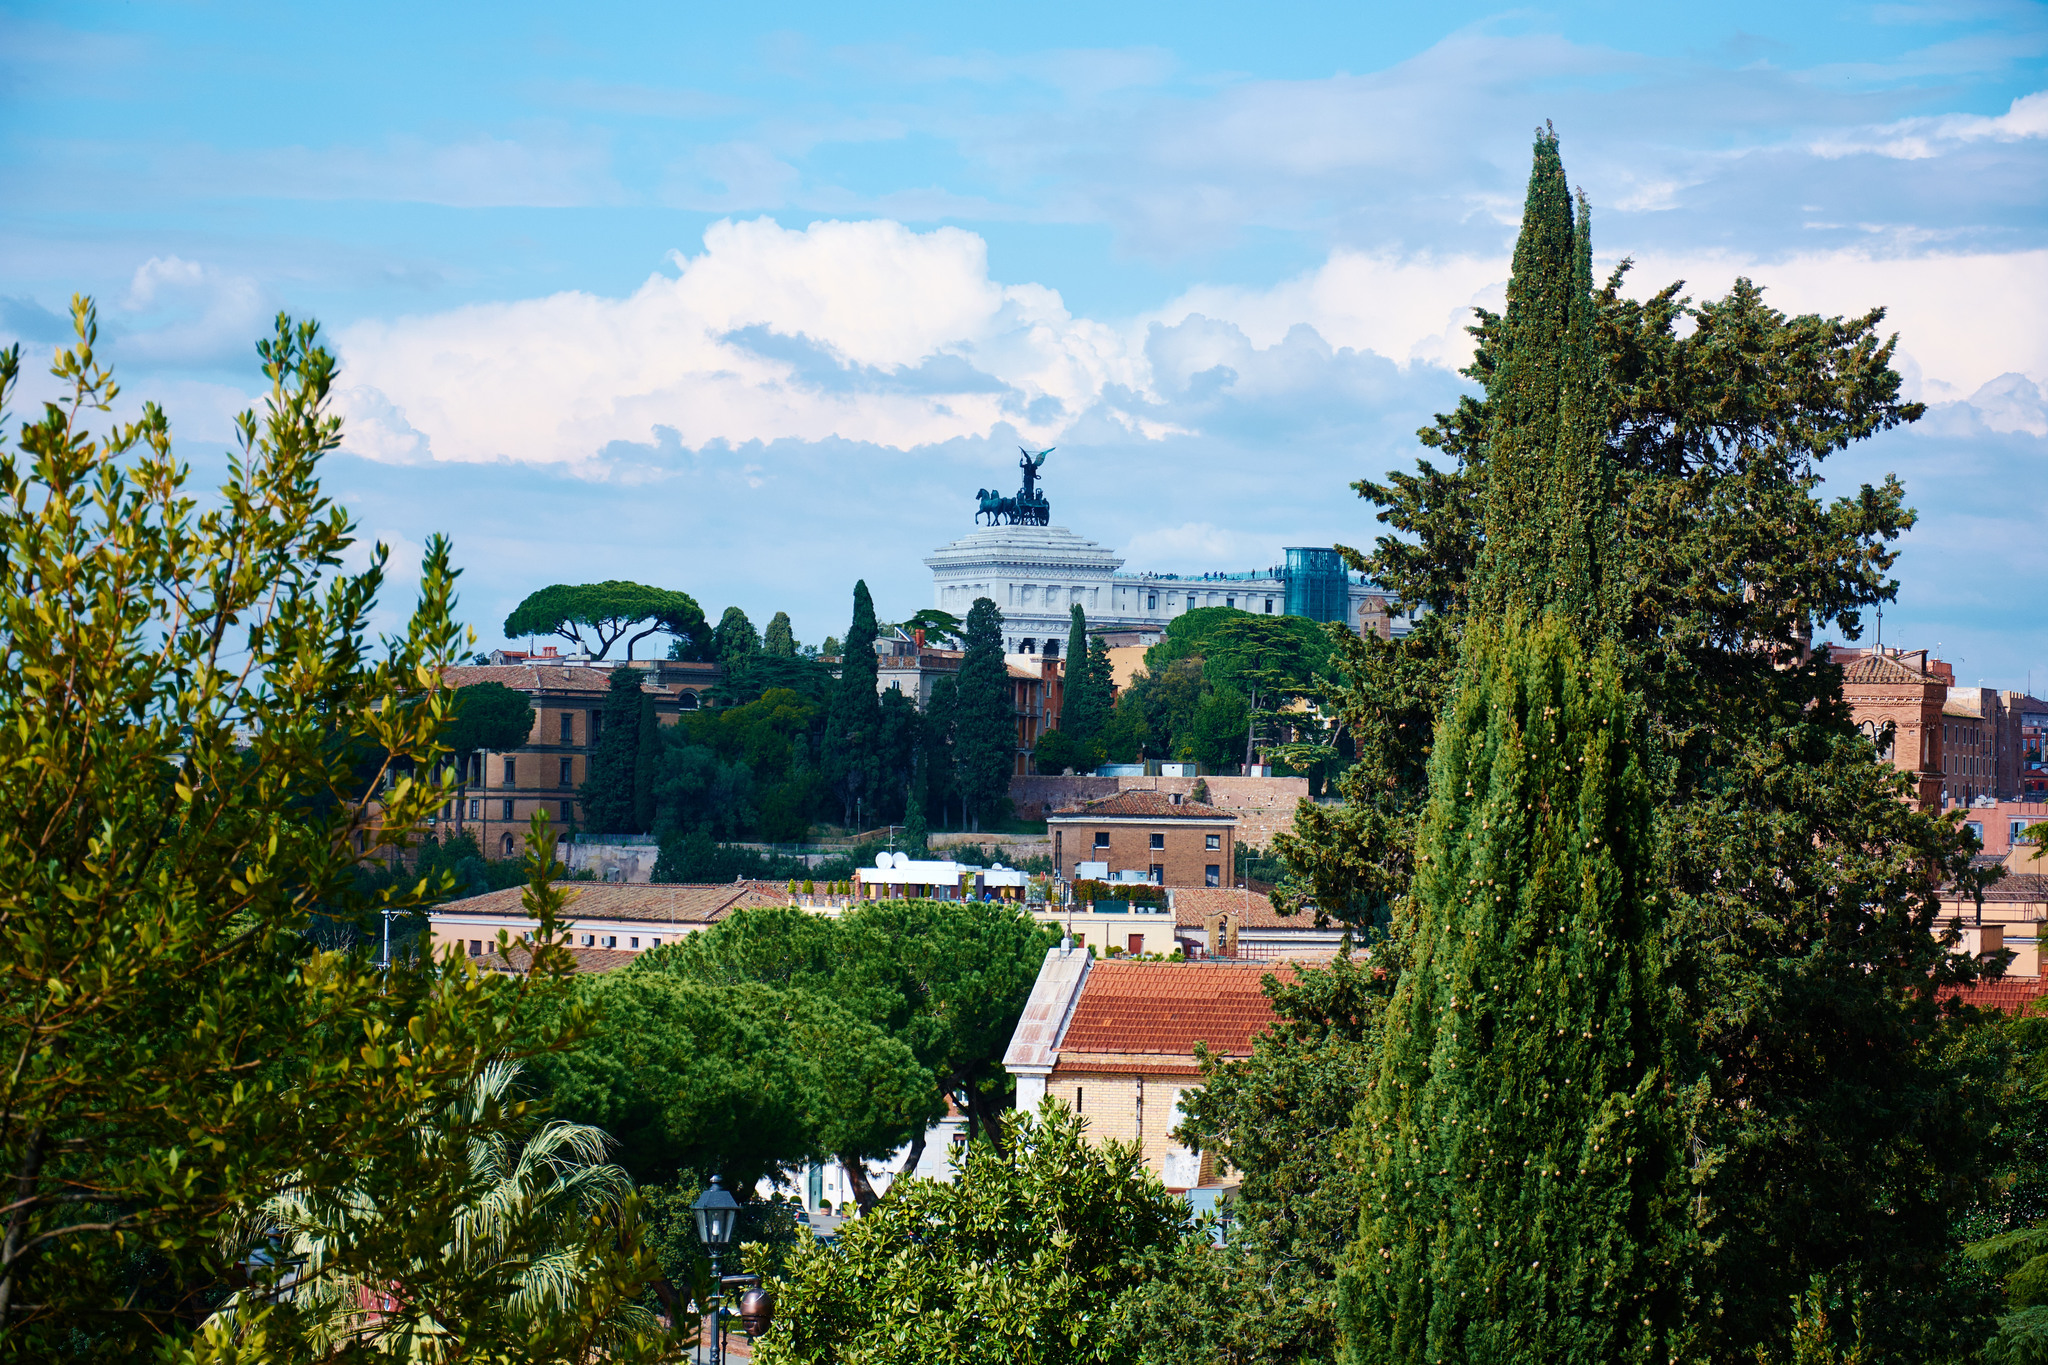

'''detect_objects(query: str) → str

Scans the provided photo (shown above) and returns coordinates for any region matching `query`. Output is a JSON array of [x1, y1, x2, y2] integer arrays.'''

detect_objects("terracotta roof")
[[432, 882, 785, 924], [1840, 652, 1937, 686], [1052, 961, 1287, 1073], [1937, 978, 2048, 1014], [1048, 791, 1235, 821]]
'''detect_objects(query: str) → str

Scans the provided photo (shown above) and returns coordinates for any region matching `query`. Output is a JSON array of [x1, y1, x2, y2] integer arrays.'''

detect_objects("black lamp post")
[[692, 1175, 740, 1365]]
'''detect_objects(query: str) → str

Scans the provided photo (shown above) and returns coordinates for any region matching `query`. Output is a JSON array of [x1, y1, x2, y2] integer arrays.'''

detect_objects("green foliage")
[[215, 1060, 661, 1359], [444, 679, 538, 758], [763, 609, 798, 656], [898, 607, 964, 645], [1126, 958, 1389, 1364], [714, 604, 762, 665], [527, 970, 937, 1195], [0, 302, 604, 1359], [825, 581, 883, 826], [1280, 128, 1992, 1362], [751, 1101, 1187, 1365], [1338, 617, 1686, 1364], [658, 900, 1058, 1149], [580, 665, 648, 834], [504, 580, 708, 661], [631, 689, 659, 833], [952, 597, 1014, 829], [1144, 605, 1254, 671], [654, 685, 823, 840], [1061, 605, 1113, 746]]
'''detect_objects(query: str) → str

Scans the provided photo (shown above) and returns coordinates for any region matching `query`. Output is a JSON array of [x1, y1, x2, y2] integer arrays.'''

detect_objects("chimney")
[[914, 628, 925, 649]]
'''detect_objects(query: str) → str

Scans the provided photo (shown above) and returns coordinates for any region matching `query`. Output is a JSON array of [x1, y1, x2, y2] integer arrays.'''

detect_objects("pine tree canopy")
[[502, 580, 707, 661]]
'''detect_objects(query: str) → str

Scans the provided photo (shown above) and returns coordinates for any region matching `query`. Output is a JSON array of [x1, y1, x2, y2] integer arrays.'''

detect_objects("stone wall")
[[560, 838, 660, 884], [1009, 774, 1310, 848]]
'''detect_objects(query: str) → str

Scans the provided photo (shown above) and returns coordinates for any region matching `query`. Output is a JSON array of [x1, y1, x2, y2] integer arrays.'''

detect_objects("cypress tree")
[[763, 610, 797, 657], [1337, 128, 1684, 1365], [824, 582, 881, 827], [631, 689, 659, 833], [1061, 604, 1107, 744], [580, 665, 645, 835], [952, 597, 1013, 832]]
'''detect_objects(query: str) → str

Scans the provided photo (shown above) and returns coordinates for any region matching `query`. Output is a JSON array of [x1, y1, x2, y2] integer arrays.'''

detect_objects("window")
[[1264, 598, 1274, 613], [468, 799, 480, 819], [501, 833, 515, 856], [469, 940, 482, 956], [1186, 594, 1197, 611], [501, 799, 514, 820], [1149, 832, 1165, 850], [560, 756, 572, 784], [1968, 821, 1985, 843], [590, 710, 604, 740], [503, 757, 516, 784], [1147, 592, 1158, 610], [629, 937, 639, 949], [560, 800, 573, 822], [1226, 596, 1235, 609], [1206, 834, 1221, 850], [1075, 1086, 1084, 1113], [650, 937, 661, 948], [1094, 831, 1110, 849], [604, 935, 617, 948], [1128, 934, 1144, 955], [582, 934, 594, 946], [2016, 820, 2040, 844], [1149, 863, 1164, 884], [1206, 864, 1221, 887], [559, 712, 573, 743]]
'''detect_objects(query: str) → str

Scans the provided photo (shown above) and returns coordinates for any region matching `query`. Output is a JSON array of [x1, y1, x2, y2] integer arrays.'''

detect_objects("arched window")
[[677, 691, 699, 710], [501, 833, 516, 857]]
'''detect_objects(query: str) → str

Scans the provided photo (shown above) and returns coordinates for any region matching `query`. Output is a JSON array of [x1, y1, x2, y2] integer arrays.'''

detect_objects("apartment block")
[[1046, 790, 1236, 888]]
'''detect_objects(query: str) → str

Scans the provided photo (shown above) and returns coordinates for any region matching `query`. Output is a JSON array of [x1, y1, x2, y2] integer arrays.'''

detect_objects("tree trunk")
[[899, 1128, 928, 1180], [839, 1155, 880, 1214], [0, 1122, 47, 1324]]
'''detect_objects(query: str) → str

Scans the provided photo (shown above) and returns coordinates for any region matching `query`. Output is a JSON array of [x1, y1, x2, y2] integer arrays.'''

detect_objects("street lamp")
[[692, 1176, 740, 1365]]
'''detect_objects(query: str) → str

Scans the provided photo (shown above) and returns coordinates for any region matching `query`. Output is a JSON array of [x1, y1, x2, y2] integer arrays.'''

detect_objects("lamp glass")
[[692, 1174, 741, 1249]]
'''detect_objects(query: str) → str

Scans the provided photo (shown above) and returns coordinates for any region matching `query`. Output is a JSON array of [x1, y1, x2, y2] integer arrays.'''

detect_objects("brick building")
[[1004, 950, 1286, 1192], [1047, 790, 1237, 887], [1837, 649, 1947, 811], [437, 659, 719, 858]]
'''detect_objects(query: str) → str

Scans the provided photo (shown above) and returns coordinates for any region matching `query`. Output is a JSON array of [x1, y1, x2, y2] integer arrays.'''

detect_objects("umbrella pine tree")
[[1336, 127, 1685, 1364]]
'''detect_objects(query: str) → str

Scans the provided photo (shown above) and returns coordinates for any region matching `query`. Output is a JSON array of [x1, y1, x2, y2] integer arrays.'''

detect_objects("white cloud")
[[1810, 89, 2048, 160], [331, 217, 2048, 474], [116, 256, 272, 367], [334, 217, 1152, 466]]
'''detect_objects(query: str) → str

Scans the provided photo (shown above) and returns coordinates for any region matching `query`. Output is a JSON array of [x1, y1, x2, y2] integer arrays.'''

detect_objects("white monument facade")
[[925, 523, 1398, 654], [925, 447, 1405, 655]]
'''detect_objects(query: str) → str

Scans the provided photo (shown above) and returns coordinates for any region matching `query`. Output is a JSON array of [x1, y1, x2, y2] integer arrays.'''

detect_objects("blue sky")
[[3, 1, 2045, 688]]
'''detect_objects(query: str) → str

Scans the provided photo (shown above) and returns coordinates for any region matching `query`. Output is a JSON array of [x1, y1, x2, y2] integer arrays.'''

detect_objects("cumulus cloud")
[[334, 217, 1154, 466], [1810, 89, 2048, 160]]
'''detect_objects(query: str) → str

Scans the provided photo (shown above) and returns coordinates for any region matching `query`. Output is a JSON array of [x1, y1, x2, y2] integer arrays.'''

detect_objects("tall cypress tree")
[[824, 581, 881, 828], [580, 665, 646, 835], [952, 597, 1013, 832], [631, 689, 659, 833], [763, 610, 797, 657], [1337, 128, 1684, 1364], [1060, 604, 1107, 744]]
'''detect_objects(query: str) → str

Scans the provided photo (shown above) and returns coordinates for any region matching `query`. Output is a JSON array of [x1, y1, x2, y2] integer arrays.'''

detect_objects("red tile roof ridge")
[[1049, 790, 1236, 821]]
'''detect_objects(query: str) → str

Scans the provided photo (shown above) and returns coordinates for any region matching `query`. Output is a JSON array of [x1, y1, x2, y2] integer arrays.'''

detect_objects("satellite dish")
[[992, 862, 1006, 871], [875, 853, 893, 871], [892, 851, 912, 869]]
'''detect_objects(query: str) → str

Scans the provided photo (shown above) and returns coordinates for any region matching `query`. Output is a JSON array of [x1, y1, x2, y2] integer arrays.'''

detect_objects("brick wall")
[[1050, 818, 1231, 888], [1048, 1071, 1214, 1188], [1011, 774, 1311, 847]]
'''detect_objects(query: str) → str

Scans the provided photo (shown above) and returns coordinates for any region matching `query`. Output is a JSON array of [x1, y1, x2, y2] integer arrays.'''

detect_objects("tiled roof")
[[1941, 873, 2048, 904], [1937, 978, 2048, 1014], [475, 942, 639, 975], [1053, 960, 1286, 1070], [1840, 652, 1937, 686], [441, 663, 715, 696], [1170, 886, 1322, 930], [432, 882, 785, 924], [1048, 790, 1235, 821]]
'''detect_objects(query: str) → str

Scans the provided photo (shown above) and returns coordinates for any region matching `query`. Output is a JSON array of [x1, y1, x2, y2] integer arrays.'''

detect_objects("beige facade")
[[437, 659, 718, 858]]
